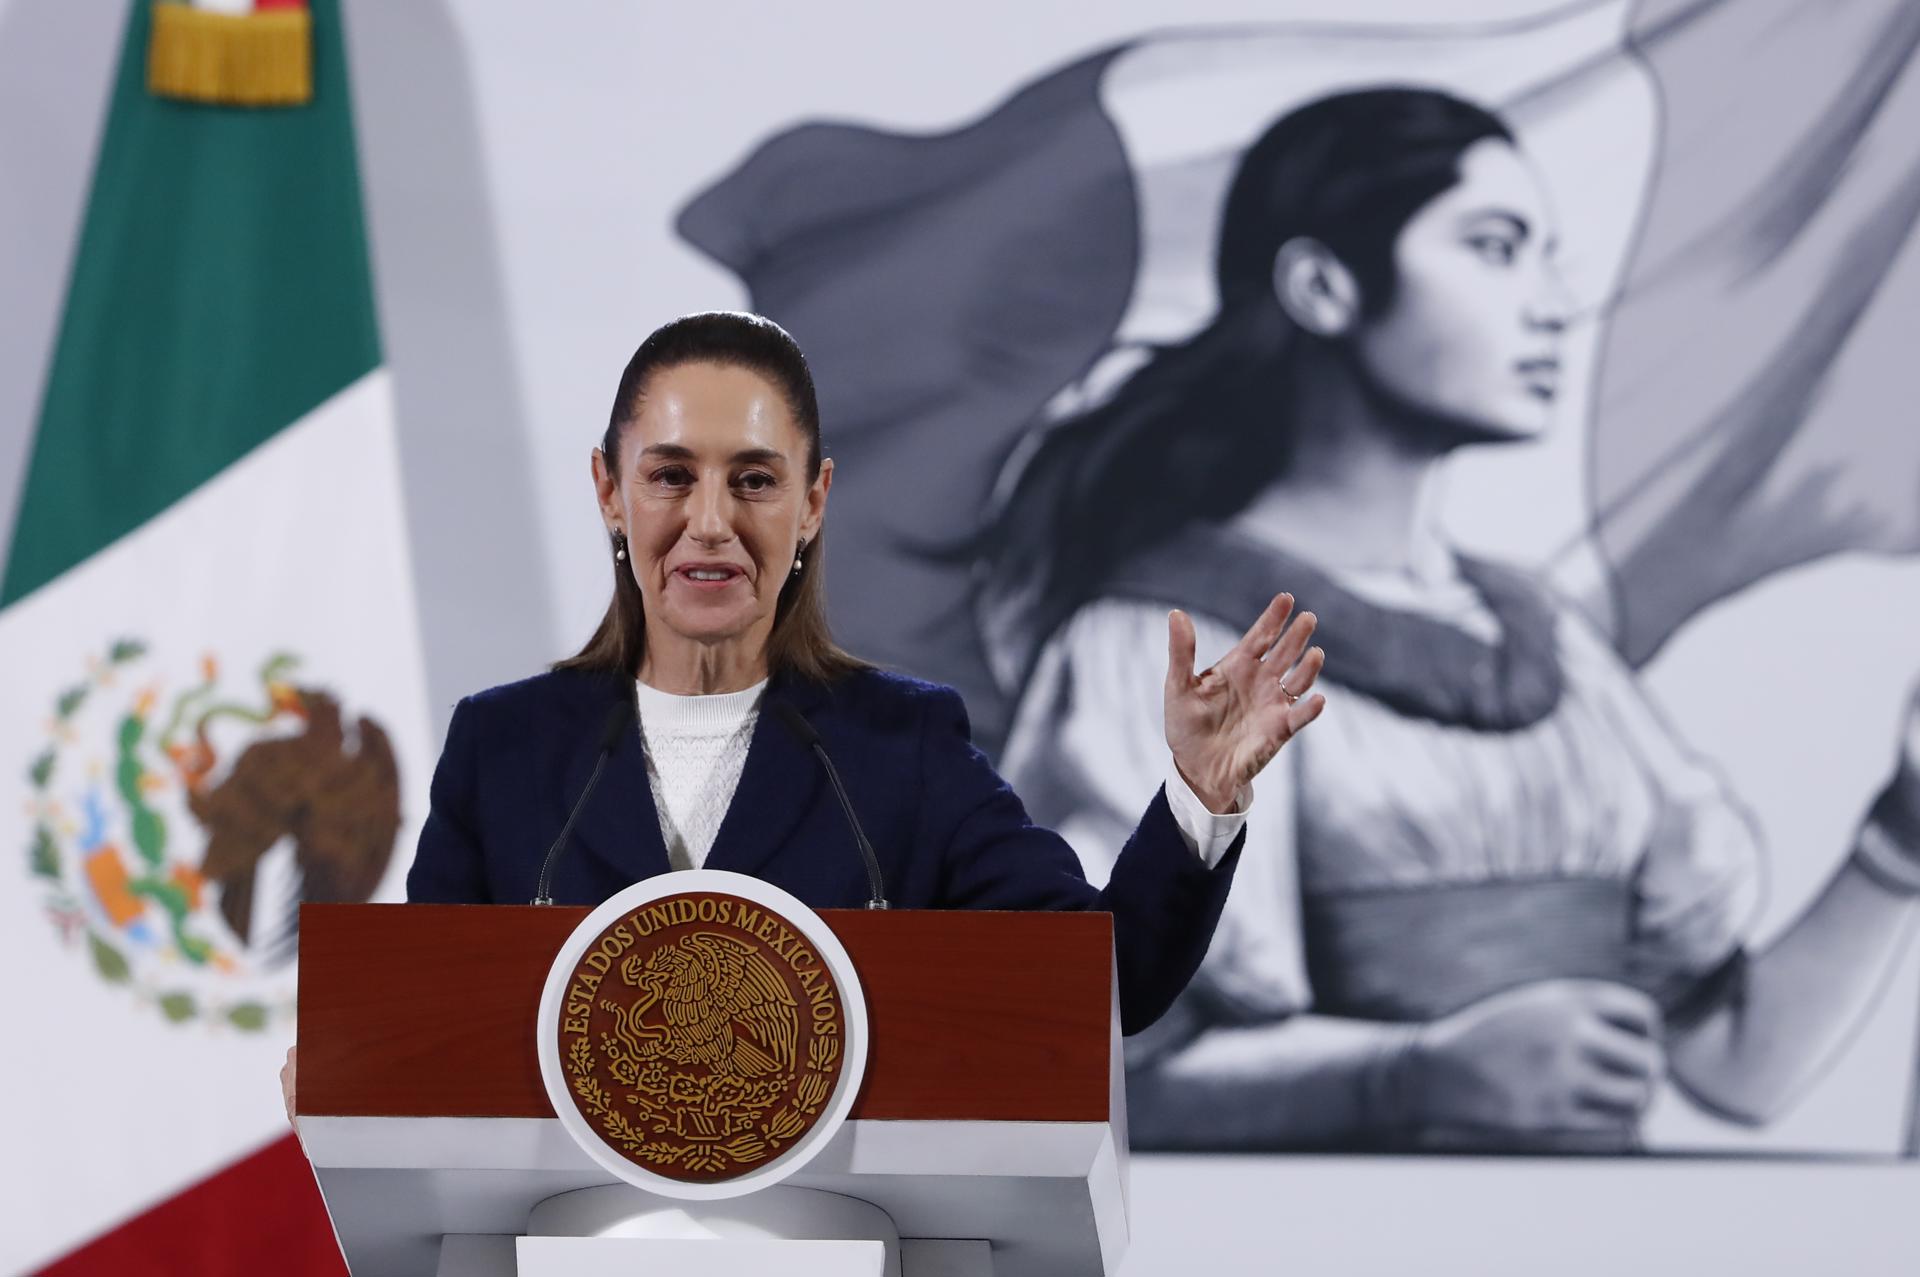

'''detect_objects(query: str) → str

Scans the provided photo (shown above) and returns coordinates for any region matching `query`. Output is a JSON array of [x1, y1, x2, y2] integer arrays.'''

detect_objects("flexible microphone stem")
[[531, 752, 609, 905], [531, 697, 636, 905], [774, 702, 889, 909], [813, 743, 889, 910]]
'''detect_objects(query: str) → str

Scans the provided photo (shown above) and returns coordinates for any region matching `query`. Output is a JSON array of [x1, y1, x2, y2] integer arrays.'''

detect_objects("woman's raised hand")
[[1164, 592, 1325, 813]]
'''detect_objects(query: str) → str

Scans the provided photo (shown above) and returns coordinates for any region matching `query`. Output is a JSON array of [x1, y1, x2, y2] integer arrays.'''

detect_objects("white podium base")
[[309, 1116, 1079, 1275], [513, 1183, 901, 1276], [435, 1234, 991, 1277], [516, 1237, 884, 1276]]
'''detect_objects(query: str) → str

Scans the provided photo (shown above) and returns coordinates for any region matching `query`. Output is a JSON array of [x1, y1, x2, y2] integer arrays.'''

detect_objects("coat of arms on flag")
[[26, 640, 399, 1032]]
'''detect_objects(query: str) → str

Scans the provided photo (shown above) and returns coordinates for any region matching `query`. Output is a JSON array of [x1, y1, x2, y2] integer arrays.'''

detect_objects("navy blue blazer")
[[405, 666, 1244, 1033]]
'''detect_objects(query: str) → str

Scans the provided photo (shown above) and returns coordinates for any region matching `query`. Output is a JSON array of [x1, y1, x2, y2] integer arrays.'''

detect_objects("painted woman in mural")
[[982, 88, 1920, 1152]]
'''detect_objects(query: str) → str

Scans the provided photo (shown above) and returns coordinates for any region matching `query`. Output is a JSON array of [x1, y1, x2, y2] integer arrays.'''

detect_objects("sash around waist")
[[1301, 875, 1634, 1022]]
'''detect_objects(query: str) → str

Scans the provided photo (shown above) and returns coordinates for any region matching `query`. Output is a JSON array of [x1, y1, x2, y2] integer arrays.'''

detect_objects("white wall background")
[[5, 1, 1919, 1272]]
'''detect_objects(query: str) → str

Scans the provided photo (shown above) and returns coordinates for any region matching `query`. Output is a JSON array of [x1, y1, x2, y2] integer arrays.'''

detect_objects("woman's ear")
[[1272, 237, 1362, 338], [802, 456, 834, 541], [591, 447, 622, 534]]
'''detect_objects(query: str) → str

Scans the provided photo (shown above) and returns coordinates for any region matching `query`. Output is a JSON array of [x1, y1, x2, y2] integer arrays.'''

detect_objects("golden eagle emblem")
[[611, 932, 799, 1083], [555, 892, 848, 1181]]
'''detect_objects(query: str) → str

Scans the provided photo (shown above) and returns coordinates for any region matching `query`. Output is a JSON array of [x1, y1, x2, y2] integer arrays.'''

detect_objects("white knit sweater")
[[635, 678, 767, 871]]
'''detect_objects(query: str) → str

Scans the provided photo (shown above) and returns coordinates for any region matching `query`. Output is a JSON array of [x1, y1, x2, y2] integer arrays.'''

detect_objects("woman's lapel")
[[562, 679, 670, 888], [702, 673, 830, 882]]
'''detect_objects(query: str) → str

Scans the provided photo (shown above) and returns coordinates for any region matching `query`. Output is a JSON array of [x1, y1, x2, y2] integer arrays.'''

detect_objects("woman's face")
[[1352, 137, 1571, 442], [593, 361, 830, 662]]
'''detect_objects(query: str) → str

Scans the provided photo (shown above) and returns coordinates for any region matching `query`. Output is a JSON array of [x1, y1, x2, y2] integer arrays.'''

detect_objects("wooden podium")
[[296, 903, 1130, 1276]]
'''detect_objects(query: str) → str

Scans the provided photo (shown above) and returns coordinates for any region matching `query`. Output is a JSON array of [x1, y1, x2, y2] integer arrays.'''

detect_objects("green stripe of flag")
[[3, 0, 381, 605]]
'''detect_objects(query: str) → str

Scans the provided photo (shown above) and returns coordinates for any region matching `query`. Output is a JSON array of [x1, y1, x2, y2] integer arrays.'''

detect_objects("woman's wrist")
[[1361, 1021, 1427, 1133], [1172, 758, 1240, 815]]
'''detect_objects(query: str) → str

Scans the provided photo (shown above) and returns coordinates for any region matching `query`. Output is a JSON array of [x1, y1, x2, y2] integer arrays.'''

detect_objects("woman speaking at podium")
[[404, 310, 1325, 1035]]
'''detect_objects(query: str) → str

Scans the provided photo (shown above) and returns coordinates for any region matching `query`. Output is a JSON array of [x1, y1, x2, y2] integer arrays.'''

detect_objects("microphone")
[[531, 696, 637, 905], [773, 701, 889, 910]]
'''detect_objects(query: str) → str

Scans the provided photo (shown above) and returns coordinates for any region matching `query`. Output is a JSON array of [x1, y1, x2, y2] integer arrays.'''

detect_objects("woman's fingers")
[[1577, 981, 1664, 1040], [1165, 608, 1198, 698], [1286, 692, 1327, 734], [1276, 644, 1325, 700], [1166, 593, 1326, 793], [1571, 989, 1665, 1124], [1573, 1067, 1658, 1120], [1260, 605, 1315, 671], [1580, 1020, 1665, 1082], [1267, 644, 1326, 743], [1233, 593, 1296, 666], [281, 1045, 298, 1128]]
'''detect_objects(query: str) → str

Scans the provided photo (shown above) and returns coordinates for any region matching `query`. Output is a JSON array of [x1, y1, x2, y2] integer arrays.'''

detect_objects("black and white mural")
[[676, 0, 1920, 1156]]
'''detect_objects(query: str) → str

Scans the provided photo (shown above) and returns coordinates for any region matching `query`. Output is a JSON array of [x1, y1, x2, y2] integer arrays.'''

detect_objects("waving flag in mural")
[[680, 0, 1920, 1158], [679, 0, 1920, 735], [1576, 0, 1920, 666]]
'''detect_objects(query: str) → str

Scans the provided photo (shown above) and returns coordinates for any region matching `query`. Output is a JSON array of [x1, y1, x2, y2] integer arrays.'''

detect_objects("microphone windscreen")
[[599, 696, 637, 750], [772, 700, 821, 748]]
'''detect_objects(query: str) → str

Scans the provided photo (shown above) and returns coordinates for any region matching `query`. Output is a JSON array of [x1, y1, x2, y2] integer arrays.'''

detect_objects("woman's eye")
[[1468, 235, 1518, 266], [735, 471, 777, 493], [651, 466, 692, 487]]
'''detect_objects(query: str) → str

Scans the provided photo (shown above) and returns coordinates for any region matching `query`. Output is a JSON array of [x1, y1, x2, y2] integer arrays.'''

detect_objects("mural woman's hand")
[[1164, 592, 1324, 813], [1407, 980, 1665, 1139]]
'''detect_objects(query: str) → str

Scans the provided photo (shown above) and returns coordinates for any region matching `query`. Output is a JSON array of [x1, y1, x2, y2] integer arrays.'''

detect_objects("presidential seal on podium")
[[536, 870, 870, 1199]]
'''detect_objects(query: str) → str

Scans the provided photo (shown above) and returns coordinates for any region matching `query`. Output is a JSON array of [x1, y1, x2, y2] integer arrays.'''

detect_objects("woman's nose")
[[1528, 264, 1576, 334], [687, 478, 735, 544]]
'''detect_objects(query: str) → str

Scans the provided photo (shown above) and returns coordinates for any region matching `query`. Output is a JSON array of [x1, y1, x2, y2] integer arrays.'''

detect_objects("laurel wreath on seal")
[[567, 1013, 843, 1172]]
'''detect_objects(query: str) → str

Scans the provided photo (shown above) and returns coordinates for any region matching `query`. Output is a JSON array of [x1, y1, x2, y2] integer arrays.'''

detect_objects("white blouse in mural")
[[999, 582, 1763, 1023]]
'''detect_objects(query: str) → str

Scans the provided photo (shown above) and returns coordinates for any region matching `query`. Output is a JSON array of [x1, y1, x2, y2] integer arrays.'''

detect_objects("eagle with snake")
[[609, 931, 800, 1082]]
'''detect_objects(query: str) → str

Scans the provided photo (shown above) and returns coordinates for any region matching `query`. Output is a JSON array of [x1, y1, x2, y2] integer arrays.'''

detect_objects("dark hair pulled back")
[[558, 310, 867, 683], [980, 87, 1512, 672]]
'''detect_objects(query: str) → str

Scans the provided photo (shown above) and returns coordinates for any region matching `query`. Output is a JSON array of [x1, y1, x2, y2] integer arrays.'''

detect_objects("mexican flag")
[[1, 1, 430, 1271]]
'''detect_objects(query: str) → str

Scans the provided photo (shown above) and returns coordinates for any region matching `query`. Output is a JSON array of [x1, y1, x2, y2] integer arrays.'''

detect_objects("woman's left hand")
[[1164, 592, 1324, 812], [280, 1045, 298, 1133]]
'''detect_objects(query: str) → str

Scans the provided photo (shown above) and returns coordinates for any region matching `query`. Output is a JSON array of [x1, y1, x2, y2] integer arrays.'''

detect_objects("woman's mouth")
[[1516, 357, 1560, 401], [673, 564, 747, 589]]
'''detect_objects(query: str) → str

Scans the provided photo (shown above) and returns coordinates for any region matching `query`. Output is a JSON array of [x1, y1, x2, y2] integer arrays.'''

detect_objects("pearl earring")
[[793, 538, 808, 574], [613, 531, 628, 563]]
